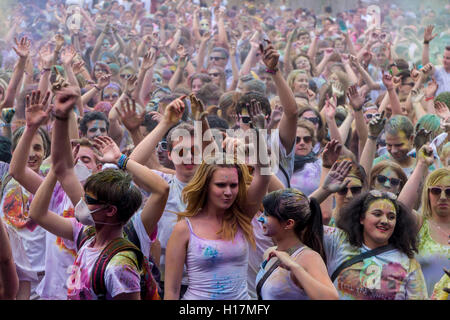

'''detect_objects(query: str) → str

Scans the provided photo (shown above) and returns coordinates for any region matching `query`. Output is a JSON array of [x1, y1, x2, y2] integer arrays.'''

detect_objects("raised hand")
[[322, 139, 342, 168], [97, 74, 111, 90], [382, 72, 394, 90], [425, 77, 439, 98], [54, 34, 65, 51], [413, 128, 433, 151], [410, 89, 424, 104], [39, 44, 53, 68], [142, 48, 157, 71], [323, 94, 337, 122], [72, 60, 86, 75], [347, 85, 365, 110], [421, 63, 434, 77], [60, 46, 77, 65], [25, 90, 52, 129], [423, 25, 437, 43], [368, 111, 386, 137], [435, 101, 450, 121], [189, 93, 207, 121], [13, 37, 31, 58], [323, 160, 353, 193], [417, 144, 434, 167], [323, 47, 335, 60], [248, 99, 267, 130], [125, 74, 138, 96], [117, 98, 145, 133], [260, 40, 279, 71], [411, 64, 421, 82], [92, 136, 122, 164], [267, 105, 283, 129], [164, 96, 186, 125], [148, 111, 163, 123], [53, 86, 80, 118]]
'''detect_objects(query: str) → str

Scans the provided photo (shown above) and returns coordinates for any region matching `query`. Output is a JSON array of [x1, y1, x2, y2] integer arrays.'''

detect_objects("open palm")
[[25, 91, 51, 128]]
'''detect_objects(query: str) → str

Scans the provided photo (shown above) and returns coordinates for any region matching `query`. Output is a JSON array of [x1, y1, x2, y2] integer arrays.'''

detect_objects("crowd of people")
[[0, 0, 449, 301]]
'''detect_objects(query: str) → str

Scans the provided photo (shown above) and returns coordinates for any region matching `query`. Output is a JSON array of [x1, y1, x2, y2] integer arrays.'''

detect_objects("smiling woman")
[[322, 190, 428, 300]]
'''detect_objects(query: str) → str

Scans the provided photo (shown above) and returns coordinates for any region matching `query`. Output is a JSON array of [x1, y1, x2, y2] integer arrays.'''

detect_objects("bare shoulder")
[[295, 248, 326, 270], [171, 218, 190, 242]]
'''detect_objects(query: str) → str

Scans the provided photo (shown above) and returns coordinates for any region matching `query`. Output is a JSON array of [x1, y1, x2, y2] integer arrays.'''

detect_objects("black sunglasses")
[[365, 113, 380, 119], [376, 175, 401, 187], [209, 72, 220, 77], [302, 116, 319, 125], [429, 187, 450, 198], [337, 186, 363, 196], [296, 136, 312, 144], [85, 194, 105, 205], [120, 74, 132, 79], [240, 115, 251, 124], [210, 56, 226, 61]]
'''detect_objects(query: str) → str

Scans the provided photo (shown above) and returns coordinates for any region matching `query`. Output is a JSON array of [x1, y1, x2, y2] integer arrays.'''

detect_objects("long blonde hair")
[[420, 168, 450, 220], [179, 155, 256, 248]]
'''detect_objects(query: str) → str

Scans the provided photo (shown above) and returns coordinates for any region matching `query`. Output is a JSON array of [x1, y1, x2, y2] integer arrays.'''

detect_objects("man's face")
[[385, 130, 413, 164], [443, 49, 450, 71], [169, 136, 199, 179], [210, 52, 228, 68], [75, 146, 102, 173], [86, 120, 108, 139]]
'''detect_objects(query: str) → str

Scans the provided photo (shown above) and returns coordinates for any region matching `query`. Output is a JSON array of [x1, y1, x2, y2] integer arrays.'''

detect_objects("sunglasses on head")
[[428, 187, 450, 198], [210, 56, 226, 61], [369, 189, 398, 200], [376, 175, 401, 187], [296, 136, 312, 144], [302, 116, 319, 125], [337, 186, 363, 196]]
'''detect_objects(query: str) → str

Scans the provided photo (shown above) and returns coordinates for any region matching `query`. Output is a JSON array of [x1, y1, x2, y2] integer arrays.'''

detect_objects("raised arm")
[[93, 136, 169, 237], [8, 91, 51, 194], [382, 73, 402, 116], [29, 169, 74, 241], [359, 112, 386, 178], [51, 87, 84, 206], [350, 55, 381, 91], [422, 25, 437, 66], [347, 85, 369, 158]]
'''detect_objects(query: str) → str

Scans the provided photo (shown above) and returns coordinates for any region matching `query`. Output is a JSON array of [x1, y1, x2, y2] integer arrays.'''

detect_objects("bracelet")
[[117, 154, 128, 170], [425, 96, 434, 101], [94, 85, 101, 91], [368, 135, 378, 140], [353, 106, 363, 112], [52, 112, 69, 121], [322, 163, 332, 169], [0, 123, 11, 127], [265, 68, 278, 74], [423, 40, 429, 45]]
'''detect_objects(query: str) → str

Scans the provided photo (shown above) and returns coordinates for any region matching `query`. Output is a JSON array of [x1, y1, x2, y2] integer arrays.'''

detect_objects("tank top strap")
[[184, 217, 194, 234]]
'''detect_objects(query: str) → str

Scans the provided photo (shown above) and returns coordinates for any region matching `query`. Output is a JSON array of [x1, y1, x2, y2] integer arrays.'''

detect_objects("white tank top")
[[181, 218, 250, 300], [256, 246, 310, 300]]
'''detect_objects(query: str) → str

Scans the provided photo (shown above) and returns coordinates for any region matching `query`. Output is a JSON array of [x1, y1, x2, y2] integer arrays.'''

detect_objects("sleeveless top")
[[181, 218, 250, 300], [255, 246, 310, 300], [416, 219, 450, 299]]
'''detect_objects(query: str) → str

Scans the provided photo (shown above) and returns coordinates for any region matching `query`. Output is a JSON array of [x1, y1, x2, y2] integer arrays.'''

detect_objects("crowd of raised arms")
[[0, 0, 449, 301]]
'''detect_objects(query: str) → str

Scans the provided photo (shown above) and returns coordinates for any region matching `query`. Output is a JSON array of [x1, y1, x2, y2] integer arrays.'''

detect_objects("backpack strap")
[[91, 237, 143, 299], [278, 165, 291, 188], [330, 244, 395, 282], [123, 220, 141, 250], [256, 244, 303, 300], [76, 226, 96, 251]]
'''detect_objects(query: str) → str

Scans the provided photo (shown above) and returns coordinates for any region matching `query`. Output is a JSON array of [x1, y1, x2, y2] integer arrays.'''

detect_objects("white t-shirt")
[[434, 66, 450, 96], [67, 219, 141, 300], [270, 130, 295, 188]]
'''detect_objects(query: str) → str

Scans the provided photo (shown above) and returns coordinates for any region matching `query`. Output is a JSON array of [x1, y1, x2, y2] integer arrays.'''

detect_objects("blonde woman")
[[398, 147, 449, 299], [164, 154, 271, 300]]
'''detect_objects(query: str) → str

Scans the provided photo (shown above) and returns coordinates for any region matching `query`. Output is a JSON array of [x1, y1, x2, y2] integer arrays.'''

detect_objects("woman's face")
[[207, 167, 239, 211], [334, 39, 345, 53], [295, 127, 313, 157], [295, 56, 311, 72], [208, 68, 221, 86], [119, 69, 134, 87], [27, 133, 45, 173], [258, 211, 284, 237], [360, 199, 397, 249], [336, 176, 363, 209], [300, 110, 320, 131], [428, 176, 450, 218], [373, 167, 402, 195], [94, 65, 107, 81], [191, 78, 204, 94], [293, 73, 309, 93], [103, 87, 120, 105]]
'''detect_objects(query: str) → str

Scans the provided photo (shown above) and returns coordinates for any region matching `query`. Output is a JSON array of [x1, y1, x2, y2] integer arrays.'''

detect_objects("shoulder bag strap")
[[330, 244, 395, 283], [256, 245, 303, 300]]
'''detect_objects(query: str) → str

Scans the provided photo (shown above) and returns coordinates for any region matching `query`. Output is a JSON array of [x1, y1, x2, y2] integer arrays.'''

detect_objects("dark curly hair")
[[79, 111, 110, 136], [336, 191, 419, 258]]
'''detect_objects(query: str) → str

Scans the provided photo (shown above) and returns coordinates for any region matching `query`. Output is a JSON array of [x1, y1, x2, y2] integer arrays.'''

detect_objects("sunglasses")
[[428, 187, 450, 198], [376, 175, 401, 187], [85, 194, 105, 205], [240, 115, 251, 124], [402, 82, 415, 87], [302, 116, 319, 125], [296, 136, 312, 144], [120, 74, 132, 79], [172, 145, 199, 157], [104, 93, 119, 99], [337, 186, 363, 196], [369, 189, 398, 200], [157, 140, 168, 151], [210, 56, 226, 61], [365, 113, 380, 120], [209, 72, 220, 77]]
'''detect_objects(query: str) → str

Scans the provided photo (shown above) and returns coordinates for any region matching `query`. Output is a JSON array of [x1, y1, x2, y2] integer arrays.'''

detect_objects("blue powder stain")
[[203, 246, 219, 263]]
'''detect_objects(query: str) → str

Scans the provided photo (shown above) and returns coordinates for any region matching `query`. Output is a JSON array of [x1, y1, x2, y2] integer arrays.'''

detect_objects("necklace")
[[428, 219, 450, 239]]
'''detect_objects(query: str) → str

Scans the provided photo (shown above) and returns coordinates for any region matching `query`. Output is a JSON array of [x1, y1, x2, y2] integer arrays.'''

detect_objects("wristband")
[[368, 135, 378, 140], [94, 85, 101, 91], [117, 154, 127, 170], [353, 106, 363, 112], [425, 96, 434, 101], [52, 112, 69, 121], [423, 40, 429, 45], [265, 68, 278, 74], [322, 163, 332, 169]]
